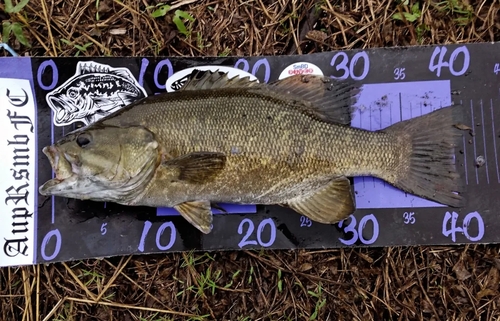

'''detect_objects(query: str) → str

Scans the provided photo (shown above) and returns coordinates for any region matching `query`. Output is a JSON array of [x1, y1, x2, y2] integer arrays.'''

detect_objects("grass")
[[0, 0, 499, 320]]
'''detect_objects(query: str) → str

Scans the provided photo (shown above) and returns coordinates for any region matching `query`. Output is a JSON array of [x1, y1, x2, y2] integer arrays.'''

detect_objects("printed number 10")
[[138, 221, 177, 252]]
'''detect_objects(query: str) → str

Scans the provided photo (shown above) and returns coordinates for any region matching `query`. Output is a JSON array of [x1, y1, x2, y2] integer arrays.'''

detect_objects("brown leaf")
[[485, 267, 500, 289], [477, 289, 497, 299], [454, 123, 472, 131], [453, 261, 472, 281], [299, 263, 313, 272]]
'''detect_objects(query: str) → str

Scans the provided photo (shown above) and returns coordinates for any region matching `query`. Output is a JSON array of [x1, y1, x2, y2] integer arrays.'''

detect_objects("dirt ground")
[[1, 0, 500, 320]]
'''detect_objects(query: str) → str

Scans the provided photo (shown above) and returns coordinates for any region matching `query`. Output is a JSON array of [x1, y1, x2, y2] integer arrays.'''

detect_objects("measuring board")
[[1, 42, 499, 267]]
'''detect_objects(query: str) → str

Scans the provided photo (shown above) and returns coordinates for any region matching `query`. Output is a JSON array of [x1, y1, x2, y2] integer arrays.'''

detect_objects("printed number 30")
[[337, 214, 379, 245]]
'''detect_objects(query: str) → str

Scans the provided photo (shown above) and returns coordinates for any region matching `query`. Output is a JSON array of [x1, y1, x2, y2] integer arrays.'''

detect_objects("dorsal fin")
[[180, 70, 361, 125], [268, 75, 362, 125], [180, 69, 261, 91], [77, 62, 133, 79]]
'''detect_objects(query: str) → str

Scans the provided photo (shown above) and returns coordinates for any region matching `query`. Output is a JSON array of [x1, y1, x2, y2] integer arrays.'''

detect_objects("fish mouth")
[[39, 145, 78, 195], [48, 96, 77, 124]]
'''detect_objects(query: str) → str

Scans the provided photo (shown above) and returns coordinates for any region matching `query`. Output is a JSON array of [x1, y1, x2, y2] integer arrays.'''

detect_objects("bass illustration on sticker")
[[165, 65, 257, 92], [46, 61, 148, 127]]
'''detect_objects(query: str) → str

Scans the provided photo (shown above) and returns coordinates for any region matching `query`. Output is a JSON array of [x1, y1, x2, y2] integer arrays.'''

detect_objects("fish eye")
[[76, 133, 92, 148], [68, 89, 78, 98]]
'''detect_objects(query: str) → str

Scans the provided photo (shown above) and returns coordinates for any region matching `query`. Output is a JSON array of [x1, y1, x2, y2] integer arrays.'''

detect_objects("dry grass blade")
[[61, 262, 98, 301], [66, 296, 201, 317], [94, 256, 131, 302], [41, 297, 66, 321]]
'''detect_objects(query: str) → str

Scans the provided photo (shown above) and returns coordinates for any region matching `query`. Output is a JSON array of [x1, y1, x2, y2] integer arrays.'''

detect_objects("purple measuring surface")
[[157, 203, 257, 216], [351, 80, 452, 209]]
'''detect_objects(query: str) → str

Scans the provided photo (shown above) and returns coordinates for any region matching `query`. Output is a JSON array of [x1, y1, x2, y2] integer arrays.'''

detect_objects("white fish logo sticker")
[[46, 61, 148, 126]]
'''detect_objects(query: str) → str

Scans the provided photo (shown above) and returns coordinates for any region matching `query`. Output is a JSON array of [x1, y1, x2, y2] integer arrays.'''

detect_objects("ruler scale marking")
[[471, 100, 479, 184], [480, 99, 490, 184], [490, 98, 500, 183]]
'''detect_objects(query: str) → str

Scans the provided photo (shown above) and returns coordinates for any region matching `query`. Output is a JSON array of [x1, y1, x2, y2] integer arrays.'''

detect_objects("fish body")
[[39, 70, 465, 234], [46, 62, 147, 126]]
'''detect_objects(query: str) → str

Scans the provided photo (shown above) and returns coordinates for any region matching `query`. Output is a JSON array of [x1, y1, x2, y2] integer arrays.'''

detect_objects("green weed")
[[78, 268, 104, 288], [148, 4, 195, 37], [434, 0, 473, 25], [308, 282, 326, 321], [392, 2, 421, 22], [224, 269, 241, 288], [277, 269, 283, 293], [60, 39, 93, 56], [2, 0, 31, 47], [181, 251, 215, 268]]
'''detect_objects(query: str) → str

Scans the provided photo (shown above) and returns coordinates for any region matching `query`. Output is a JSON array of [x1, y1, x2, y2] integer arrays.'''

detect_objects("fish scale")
[[99, 89, 400, 204], [39, 70, 465, 234]]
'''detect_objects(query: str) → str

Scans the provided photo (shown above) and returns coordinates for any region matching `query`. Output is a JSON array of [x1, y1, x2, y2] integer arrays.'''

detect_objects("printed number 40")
[[429, 46, 470, 77], [442, 211, 484, 243]]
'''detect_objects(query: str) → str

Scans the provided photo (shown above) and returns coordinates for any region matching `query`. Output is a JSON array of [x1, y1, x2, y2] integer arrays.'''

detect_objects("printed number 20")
[[238, 218, 276, 249], [337, 214, 379, 245]]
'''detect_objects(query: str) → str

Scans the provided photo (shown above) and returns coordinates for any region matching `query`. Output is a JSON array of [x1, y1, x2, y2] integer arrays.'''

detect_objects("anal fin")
[[286, 177, 355, 224], [175, 201, 213, 234]]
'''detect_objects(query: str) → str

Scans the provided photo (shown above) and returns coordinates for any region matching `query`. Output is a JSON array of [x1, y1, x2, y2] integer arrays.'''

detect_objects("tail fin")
[[383, 104, 466, 207]]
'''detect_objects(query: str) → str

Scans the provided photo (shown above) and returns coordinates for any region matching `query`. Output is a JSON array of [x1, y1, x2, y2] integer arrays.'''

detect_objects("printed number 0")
[[338, 214, 379, 245], [36, 59, 59, 91], [40, 229, 62, 261], [238, 218, 276, 249], [330, 51, 370, 81]]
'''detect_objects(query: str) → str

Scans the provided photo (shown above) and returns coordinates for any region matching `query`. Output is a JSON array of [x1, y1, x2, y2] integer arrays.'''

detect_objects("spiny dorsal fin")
[[162, 151, 226, 184], [78, 62, 133, 79], [180, 70, 361, 125], [268, 75, 362, 126], [175, 200, 213, 234], [285, 176, 355, 224], [180, 69, 260, 91]]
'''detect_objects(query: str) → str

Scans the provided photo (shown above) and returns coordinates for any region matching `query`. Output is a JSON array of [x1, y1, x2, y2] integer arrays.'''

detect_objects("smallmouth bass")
[[39, 70, 466, 234]]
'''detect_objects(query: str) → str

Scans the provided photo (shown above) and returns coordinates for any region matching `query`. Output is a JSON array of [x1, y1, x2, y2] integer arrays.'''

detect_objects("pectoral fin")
[[175, 201, 213, 234], [162, 152, 226, 184], [286, 177, 355, 224]]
